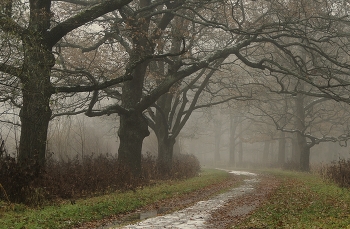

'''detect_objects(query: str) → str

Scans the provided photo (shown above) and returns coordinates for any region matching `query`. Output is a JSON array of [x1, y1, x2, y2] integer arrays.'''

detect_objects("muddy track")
[[75, 171, 279, 229], [207, 173, 279, 228], [75, 173, 242, 229]]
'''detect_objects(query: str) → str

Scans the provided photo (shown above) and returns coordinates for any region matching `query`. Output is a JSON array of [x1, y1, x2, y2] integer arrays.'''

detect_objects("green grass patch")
[[236, 170, 350, 229], [0, 169, 228, 229]]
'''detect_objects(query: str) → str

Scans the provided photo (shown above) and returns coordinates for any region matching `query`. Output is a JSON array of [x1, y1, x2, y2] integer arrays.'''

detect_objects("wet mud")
[[75, 170, 279, 229]]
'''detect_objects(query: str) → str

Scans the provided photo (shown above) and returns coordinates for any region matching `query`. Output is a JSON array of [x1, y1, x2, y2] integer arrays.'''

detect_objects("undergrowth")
[[0, 152, 200, 206], [0, 169, 227, 229], [318, 158, 350, 188]]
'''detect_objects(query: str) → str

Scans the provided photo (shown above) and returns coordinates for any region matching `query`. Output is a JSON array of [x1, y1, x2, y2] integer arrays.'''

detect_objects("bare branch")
[[46, 0, 133, 47]]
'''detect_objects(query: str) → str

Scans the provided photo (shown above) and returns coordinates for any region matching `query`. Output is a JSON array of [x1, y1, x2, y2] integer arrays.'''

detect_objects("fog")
[[1, 101, 349, 169], [180, 110, 350, 169]]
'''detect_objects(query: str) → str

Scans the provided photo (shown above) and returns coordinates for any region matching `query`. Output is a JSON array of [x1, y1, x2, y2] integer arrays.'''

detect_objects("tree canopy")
[[1, 0, 350, 173]]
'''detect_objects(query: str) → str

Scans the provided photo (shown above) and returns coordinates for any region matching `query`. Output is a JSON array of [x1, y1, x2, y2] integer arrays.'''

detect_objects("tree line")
[[1, 0, 350, 176]]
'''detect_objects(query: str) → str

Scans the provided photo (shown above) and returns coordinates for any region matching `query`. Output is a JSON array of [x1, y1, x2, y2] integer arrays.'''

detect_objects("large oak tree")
[[0, 0, 134, 167], [2, 0, 350, 176]]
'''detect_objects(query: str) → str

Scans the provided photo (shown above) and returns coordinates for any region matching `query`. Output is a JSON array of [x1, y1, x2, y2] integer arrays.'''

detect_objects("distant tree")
[[249, 77, 350, 171], [146, 52, 252, 174], [3, 0, 350, 177], [228, 112, 239, 166]]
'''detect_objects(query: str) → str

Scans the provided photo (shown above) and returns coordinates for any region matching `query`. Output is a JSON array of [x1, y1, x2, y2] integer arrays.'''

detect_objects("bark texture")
[[117, 60, 150, 177], [18, 1, 53, 166], [118, 111, 150, 177]]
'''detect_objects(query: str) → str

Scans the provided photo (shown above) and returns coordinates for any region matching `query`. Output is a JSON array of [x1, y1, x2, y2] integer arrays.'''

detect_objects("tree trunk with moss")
[[19, 46, 53, 166], [18, 1, 54, 168]]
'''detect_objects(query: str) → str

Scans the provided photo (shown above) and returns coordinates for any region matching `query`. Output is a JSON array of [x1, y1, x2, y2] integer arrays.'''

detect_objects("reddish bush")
[[0, 156, 44, 204], [0, 152, 201, 205], [171, 154, 201, 179], [319, 158, 350, 188]]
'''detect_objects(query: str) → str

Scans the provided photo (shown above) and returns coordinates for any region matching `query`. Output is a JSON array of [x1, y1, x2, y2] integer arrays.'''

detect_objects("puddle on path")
[[139, 207, 173, 220], [95, 207, 174, 229], [229, 171, 257, 176], [139, 210, 157, 220]]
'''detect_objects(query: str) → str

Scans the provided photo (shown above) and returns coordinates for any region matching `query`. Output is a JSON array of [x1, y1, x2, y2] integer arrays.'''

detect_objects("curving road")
[[114, 170, 259, 229]]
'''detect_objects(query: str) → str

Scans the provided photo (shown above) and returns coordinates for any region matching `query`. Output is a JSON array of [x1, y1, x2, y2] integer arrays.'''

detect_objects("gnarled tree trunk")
[[117, 55, 150, 176], [118, 111, 150, 177], [18, 2, 54, 167]]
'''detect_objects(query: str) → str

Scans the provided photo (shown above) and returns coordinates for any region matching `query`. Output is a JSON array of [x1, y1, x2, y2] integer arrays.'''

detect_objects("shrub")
[[0, 152, 201, 205], [318, 158, 350, 188], [171, 154, 201, 179], [0, 156, 44, 204]]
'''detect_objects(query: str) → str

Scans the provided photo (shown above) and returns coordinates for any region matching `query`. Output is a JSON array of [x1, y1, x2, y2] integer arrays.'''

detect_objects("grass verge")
[[0, 169, 228, 229], [235, 170, 350, 229]]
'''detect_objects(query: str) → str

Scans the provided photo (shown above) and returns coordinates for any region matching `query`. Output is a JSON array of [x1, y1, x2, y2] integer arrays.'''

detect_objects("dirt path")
[[207, 171, 279, 228], [76, 170, 279, 229], [116, 171, 260, 228]]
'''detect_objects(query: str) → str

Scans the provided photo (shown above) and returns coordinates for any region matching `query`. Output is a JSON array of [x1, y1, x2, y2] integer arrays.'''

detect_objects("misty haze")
[[0, 0, 350, 228]]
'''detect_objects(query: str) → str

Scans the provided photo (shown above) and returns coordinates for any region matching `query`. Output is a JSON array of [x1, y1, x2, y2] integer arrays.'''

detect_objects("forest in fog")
[[1, 1, 350, 204]]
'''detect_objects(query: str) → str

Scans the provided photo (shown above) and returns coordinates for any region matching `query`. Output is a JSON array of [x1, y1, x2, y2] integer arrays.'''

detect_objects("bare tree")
[[86, 0, 350, 175], [0, 0, 133, 168], [3, 0, 350, 177], [248, 77, 350, 171]]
